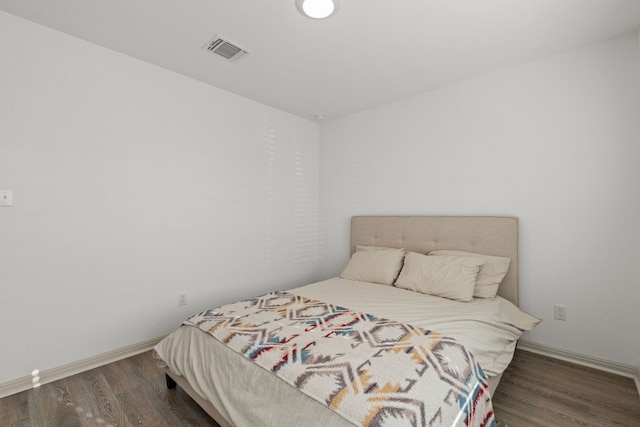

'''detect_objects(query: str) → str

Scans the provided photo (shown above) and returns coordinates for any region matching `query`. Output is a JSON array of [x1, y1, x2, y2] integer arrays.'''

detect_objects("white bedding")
[[294, 278, 538, 377], [154, 277, 538, 426]]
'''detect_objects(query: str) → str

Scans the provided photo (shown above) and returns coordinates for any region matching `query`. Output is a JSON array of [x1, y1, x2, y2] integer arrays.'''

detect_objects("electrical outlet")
[[554, 304, 567, 321], [178, 292, 187, 307], [0, 190, 13, 207]]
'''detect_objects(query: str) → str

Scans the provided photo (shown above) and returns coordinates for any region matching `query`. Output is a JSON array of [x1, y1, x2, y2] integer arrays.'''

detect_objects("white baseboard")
[[0, 336, 164, 399], [518, 339, 640, 396]]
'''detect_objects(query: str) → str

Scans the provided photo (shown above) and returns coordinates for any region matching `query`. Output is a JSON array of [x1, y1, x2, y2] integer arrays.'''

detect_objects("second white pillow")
[[395, 252, 484, 301]]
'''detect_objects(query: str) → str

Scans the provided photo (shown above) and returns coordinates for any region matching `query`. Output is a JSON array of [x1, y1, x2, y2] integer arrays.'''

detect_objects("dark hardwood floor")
[[492, 350, 640, 426], [1, 348, 638, 426], [0, 351, 219, 427]]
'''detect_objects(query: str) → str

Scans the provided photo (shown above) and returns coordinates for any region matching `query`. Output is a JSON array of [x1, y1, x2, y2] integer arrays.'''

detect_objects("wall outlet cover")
[[0, 190, 13, 207]]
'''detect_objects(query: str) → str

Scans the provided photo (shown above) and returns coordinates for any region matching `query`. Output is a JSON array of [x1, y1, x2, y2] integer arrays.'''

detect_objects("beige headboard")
[[350, 216, 519, 306]]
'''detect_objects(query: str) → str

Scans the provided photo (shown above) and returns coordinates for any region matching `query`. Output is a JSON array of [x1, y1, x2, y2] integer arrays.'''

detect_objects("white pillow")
[[429, 250, 510, 299], [395, 252, 484, 301], [339, 247, 405, 285]]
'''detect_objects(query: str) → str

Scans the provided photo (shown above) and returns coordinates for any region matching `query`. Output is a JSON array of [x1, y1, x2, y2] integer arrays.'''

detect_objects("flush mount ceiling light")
[[295, 0, 340, 20]]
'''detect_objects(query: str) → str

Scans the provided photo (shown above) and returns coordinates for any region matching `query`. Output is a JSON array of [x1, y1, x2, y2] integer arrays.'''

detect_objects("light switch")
[[0, 190, 13, 207]]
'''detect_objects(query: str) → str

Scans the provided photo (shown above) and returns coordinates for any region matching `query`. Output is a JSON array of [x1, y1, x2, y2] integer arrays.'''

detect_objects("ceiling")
[[1, 0, 640, 121]]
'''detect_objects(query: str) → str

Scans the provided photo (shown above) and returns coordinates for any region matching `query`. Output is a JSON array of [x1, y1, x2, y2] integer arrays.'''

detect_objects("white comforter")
[[294, 278, 538, 377]]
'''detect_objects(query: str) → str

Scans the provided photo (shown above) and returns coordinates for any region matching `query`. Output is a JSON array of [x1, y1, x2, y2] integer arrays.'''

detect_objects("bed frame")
[[165, 215, 519, 426]]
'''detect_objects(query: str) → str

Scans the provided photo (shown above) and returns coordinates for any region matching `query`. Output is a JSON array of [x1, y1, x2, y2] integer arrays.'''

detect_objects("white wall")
[[0, 12, 320, 384], [319, 33, 640, 367]]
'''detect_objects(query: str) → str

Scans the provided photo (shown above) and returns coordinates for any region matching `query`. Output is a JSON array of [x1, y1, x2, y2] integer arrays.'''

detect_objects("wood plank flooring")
[[0, 351, 219, 427], [1, 348, 638, 426], [492, 350, 640, 426]]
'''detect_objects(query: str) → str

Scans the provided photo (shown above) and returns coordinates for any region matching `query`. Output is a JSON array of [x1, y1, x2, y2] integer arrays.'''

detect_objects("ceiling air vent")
[[202, 35, 250, 63]]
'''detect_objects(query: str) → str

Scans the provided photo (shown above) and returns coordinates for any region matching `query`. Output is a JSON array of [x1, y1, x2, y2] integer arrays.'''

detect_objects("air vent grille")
[[202, 35, 250, 63]]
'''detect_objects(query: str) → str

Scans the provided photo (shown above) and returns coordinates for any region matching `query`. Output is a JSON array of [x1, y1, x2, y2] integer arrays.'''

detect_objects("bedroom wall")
[[319, 33, 640, 368], [0, 12, 320, 385]]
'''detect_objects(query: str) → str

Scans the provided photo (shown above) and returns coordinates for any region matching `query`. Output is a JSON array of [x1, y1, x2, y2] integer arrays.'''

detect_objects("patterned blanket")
[[185, 291, 495, 427]]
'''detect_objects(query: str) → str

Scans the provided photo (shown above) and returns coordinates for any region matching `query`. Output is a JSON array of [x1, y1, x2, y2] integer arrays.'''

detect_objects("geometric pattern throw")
[[185, 291, 496, 427]]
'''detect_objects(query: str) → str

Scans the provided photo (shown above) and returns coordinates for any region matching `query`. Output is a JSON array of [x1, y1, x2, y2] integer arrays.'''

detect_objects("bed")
[[154, 216, 539, 426]]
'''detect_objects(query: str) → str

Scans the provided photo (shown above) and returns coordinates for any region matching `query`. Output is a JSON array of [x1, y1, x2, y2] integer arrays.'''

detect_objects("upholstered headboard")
[[350, 216, 519, 306]]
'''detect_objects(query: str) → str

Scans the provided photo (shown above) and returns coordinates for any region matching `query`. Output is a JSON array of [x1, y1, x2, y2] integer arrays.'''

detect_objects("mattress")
[[154, 277, 538, 426]]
